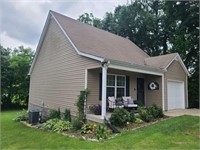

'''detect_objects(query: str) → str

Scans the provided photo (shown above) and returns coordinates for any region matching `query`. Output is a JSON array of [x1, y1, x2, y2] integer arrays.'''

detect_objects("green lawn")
[[1, 110, 199, 149]]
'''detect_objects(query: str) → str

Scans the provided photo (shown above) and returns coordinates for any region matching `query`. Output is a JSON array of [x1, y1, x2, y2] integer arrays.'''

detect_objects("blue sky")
[[0, 0, 128, 50]]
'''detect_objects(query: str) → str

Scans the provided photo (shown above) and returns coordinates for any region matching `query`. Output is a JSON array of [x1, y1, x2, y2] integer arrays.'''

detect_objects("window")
[[107, 74, 126, 98]]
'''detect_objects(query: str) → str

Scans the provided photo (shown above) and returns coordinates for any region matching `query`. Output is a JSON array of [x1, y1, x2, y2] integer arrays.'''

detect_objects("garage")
[[167, 80, 185, 110]]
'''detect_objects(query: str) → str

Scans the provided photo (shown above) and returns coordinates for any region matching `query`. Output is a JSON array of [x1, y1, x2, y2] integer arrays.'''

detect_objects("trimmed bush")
[[110, 108, 130, 127], [63, 108, 71, 122], [148, 104, 164, 118], [138, 107, 153, 122]]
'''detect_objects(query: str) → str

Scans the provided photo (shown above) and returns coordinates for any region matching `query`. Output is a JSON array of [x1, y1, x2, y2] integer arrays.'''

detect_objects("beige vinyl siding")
[[164, 60, 187, 110], [87, 69, 101, 109], [29, 18, 100, 116], [145, 75, 162, 107]]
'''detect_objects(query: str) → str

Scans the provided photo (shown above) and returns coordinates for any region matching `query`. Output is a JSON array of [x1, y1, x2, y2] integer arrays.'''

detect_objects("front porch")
[[86, 113, 112, 123], [85, 64, 164, 123]]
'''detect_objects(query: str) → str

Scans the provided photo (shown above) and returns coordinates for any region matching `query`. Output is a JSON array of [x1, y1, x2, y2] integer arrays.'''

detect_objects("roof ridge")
[[145, 53, 178, 60], [51, 10, 150, 58]]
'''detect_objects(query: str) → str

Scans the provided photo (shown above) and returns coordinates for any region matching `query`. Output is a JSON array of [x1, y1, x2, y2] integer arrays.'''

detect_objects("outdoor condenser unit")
[[29, 110, 39, 124]]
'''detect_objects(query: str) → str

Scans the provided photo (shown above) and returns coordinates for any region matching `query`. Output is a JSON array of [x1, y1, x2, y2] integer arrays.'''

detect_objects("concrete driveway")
[[164, 109, 200, 117]]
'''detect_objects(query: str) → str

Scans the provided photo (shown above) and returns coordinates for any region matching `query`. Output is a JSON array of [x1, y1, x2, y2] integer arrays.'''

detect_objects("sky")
[[0, 0, 129, 51]]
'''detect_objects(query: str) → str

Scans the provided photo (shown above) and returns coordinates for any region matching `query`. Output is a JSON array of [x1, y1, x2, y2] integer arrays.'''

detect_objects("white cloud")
[[0, 0, 128, 50], [0, 32, 36, 50]]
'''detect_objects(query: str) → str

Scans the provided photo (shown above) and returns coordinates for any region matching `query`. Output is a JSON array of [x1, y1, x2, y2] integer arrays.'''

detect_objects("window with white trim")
[[107, 74, 126, 98]]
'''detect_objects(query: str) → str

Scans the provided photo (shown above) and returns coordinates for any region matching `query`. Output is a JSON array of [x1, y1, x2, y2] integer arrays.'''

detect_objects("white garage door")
[[167, 81, 185, 110]]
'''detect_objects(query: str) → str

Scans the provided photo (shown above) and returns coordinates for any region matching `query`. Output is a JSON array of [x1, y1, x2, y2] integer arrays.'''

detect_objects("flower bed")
[[16, 104, 168, 142]]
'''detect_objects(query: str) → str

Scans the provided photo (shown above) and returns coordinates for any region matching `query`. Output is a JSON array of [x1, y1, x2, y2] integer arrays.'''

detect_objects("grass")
[[1, 110, 199, 149]]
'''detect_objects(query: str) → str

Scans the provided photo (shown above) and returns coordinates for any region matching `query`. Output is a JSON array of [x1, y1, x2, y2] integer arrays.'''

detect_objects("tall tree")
[[164, 1, 199, 107], [1, 45, 34, 109], [78, 0, 199, 107], [1, 45, 12, 107], [78, 13, 102, 28]]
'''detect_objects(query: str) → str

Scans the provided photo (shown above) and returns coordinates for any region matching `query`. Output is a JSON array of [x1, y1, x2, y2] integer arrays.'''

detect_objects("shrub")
[[63, 108, 71, 122], [138, 107, 153, 122], [72, 118, 83, 130], [95, 124, 109, 140], [109, 108, 130, 127], [81, 123, 97, 134], [148, 104, 164, 118], [42, 119, 59, 130], [52, 120, 73, 132], [129, 111, 136, 122], [42, 119, 72, 132], [13, 109, 28, 121], [135, 118, 143, 124], [89, 104, 101, 115], [49, 108, 61, 119], [76, 89, 90, 122]]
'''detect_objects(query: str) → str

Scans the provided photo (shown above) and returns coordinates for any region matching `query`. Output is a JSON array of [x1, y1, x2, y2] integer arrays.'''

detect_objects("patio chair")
[[108, 96, 124, 109], [122, 96, 138, 108]]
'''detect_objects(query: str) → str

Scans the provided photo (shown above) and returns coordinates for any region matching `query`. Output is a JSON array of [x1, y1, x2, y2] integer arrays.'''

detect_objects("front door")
[[137, 78, 145, 105]]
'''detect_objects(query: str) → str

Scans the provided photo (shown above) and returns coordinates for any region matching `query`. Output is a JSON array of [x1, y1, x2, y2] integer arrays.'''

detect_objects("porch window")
[[107, 74, 126, 98]]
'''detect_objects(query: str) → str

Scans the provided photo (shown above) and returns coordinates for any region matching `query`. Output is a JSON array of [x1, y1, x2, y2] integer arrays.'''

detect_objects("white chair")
[[122, 96, 138, 108], [108, 96, 124, 109]]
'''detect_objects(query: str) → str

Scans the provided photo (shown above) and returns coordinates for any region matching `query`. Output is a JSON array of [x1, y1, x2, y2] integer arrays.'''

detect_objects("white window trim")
[[107, 73, 126, 98]]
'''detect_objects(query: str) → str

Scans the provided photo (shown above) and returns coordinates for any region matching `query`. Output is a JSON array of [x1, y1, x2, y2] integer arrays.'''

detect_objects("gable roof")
[[29, 10, 189, 76], [145, 53, 190, 76], [51, 11, 149, 66], [145, 53, 178, 69]]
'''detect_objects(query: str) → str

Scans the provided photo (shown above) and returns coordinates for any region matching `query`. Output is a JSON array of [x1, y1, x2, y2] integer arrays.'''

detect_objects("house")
[[28, 10, 189, 122]]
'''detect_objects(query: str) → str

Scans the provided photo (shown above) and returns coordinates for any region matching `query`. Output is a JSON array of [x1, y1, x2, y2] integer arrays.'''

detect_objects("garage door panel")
[[167, 81, 185, 110]]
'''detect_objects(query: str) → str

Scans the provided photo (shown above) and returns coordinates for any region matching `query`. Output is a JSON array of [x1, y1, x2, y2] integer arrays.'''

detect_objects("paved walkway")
[[164, 109, 200, 117]]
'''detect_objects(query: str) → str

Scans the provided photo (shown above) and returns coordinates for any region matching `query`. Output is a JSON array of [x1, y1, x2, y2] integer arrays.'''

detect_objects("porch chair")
[[108, 96, 124, 109], [122, 96, 138, 108]]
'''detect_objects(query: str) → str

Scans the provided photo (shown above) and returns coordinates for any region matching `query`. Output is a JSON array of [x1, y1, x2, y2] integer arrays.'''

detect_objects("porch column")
[[101, 64, 108, 118]]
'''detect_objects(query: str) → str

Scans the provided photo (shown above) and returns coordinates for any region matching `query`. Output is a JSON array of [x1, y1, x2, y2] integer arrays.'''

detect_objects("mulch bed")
[[21, 116, 170, 142]]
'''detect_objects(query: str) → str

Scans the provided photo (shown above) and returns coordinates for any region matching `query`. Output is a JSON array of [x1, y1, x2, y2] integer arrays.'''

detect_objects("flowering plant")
[[89, 104, 101, 115]]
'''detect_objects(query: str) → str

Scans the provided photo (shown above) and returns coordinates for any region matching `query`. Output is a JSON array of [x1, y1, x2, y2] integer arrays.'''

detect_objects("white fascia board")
[[109, 63, 164, 76], [79, 52, 104, 62], [50, 12, 104, 63], [28, 12, 52, 75], [164, 54, 190, 76]]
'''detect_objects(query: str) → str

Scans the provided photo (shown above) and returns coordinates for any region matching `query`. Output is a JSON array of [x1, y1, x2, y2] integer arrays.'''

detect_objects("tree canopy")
[[1, 45, 34, 109], [78, 0, 199, 108]]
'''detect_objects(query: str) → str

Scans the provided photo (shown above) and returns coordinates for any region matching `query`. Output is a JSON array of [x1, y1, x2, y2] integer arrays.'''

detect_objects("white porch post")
[[101, 64, 108, 118], [162, 74, 165, 111]]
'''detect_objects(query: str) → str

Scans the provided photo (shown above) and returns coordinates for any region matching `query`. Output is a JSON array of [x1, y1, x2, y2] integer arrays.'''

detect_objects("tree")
[[1, 45, 34, 109], [1, 45, 12, 107], [78, 13, 103, 28], [78, 0, 199, 107], [164, 1, 199, 108]]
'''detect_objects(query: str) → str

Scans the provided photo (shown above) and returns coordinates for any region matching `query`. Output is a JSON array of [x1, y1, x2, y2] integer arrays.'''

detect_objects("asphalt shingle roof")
[[51, 11, 178, 70]]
